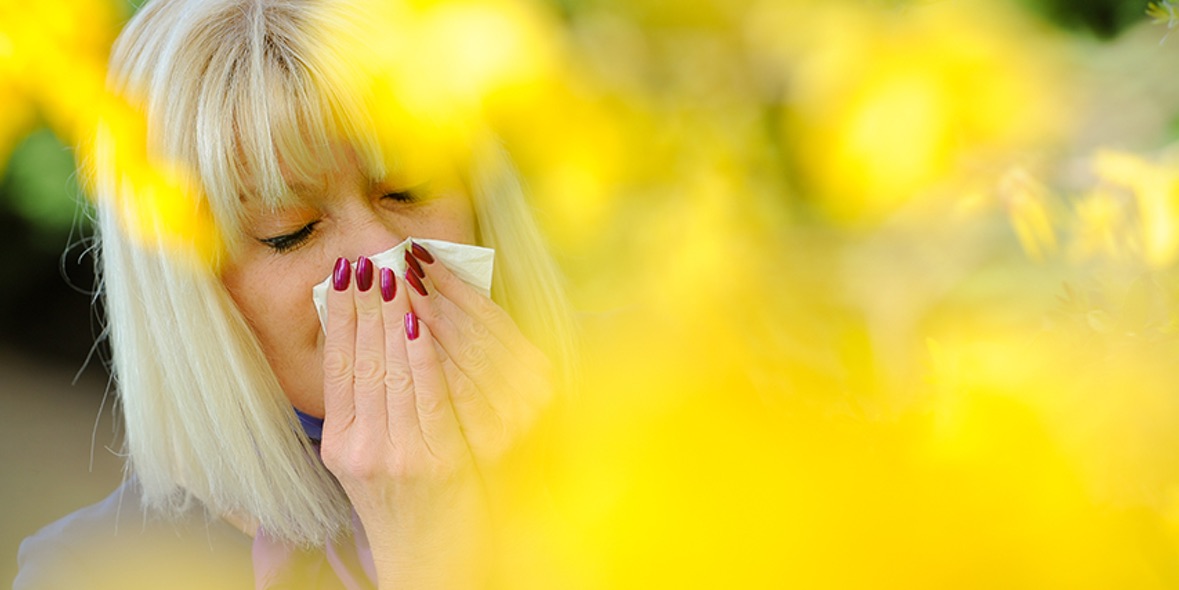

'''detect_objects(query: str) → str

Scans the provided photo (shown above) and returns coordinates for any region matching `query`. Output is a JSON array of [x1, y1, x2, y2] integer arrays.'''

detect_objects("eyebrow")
[[286, 181, 324, 198], [236, 179, 324, 205]]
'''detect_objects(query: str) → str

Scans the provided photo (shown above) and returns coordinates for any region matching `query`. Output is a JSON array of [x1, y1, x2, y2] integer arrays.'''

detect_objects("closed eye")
[[259, 221, 320, 253], [383, 189, 417, 203]]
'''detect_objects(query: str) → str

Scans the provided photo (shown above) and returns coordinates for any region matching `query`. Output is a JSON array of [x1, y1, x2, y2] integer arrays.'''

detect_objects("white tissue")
[[312, 237, 495, 332]]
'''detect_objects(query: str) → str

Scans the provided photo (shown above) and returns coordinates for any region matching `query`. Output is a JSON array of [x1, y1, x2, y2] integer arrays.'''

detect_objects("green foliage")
[[1008, 0, 1149, 37], [0, 128, 86, 251]]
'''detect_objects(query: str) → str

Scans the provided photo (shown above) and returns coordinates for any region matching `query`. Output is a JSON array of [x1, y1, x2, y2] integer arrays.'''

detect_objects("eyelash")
[[260, 220, 320, 253], [257, 191, 418, 253], [383, 189, 417, 203]]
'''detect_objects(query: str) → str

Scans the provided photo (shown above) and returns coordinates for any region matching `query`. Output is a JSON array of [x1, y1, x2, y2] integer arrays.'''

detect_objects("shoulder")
[[15, 480, 255, 590]]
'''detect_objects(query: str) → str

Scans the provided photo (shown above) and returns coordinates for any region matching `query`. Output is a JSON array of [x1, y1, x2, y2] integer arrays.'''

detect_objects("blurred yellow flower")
[[999, 167, 1058, 261], [0, 0, 121, 142], [1070, 189, 1128, 262], [11, 0, 1179, 586], [1094, 149, 1179, 267], [83, 94, 221, 266], [762, 1, 1073, 224]]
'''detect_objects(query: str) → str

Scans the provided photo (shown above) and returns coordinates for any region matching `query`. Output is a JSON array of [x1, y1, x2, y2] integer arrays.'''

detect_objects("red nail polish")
[[380, 267, 396, 302], [405, 268, 428, 296], [356, 256, 373, 292], [410, 241, 435, 264], [404, 311, 419, 341], [332, 257, 351, 291], [404, 249, 425, 279]]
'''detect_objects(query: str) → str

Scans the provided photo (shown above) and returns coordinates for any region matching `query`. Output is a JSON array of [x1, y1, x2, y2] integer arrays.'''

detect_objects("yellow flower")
[[998, 168, 1058, 262], [1093, 150, 1179, 268]]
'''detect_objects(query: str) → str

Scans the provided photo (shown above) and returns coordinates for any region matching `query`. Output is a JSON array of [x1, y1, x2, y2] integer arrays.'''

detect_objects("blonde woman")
[[15, 0, 573, 587]]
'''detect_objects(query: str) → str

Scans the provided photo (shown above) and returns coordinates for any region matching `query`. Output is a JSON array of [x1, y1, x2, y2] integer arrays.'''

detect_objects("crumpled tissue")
[[311, 237, 495, 332]]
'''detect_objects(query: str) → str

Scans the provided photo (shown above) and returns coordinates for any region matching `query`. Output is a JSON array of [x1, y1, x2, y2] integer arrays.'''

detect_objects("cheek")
[[433, 194, 479, 245], [220, 259, 324, 363], [221, 256, 332, 415], [416, 174, 478, 245]]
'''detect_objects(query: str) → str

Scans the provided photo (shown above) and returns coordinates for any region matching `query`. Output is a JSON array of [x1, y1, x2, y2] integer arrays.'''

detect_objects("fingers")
[[321, 256, 475, 508], [380, 267, 421, 444], [324, 259, 466, 458], [403, 244, 553, 464], [409, 243, 549, 371], [402, 263, 514, 399], [438, 350, 512, 459], [359, 264, 462, 455], [404, 316, 468, 460], [323, 257, 358, 432], [352, 256, 388, 431], [406, 249, 550, 409]]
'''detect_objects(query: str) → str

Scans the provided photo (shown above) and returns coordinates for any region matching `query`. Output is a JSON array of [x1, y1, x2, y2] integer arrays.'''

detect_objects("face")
[[220, 151, 478, 417]]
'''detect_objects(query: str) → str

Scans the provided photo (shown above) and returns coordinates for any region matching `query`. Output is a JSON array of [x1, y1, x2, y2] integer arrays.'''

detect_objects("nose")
[[342, 207, 406, 261]]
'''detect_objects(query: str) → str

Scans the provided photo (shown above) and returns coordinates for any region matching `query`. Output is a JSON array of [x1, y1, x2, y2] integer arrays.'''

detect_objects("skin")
[[220, 157, 478, 418], [220, 154, 553, 587]]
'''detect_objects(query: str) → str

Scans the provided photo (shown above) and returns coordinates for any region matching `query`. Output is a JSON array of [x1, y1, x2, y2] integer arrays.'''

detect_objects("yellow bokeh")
[[83, 93, 222, 265], [1094, 149, 1179, 268], [761, 0, 1073, 225], [9, 0, 1179, 587]]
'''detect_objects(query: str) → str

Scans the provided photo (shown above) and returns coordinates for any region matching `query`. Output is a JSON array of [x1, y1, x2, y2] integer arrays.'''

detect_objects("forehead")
[[233, 146, 453, 220], [233, 143, 379, 219]]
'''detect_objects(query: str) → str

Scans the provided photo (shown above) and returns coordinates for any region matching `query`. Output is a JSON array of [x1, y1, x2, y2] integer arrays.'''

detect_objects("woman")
[[16, 0, 574, 587]]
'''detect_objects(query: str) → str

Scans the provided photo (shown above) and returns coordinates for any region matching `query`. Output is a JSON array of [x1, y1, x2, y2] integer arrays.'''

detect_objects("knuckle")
[[488, 410, 511, 446], [384, 369, 413, 392], [468, 319, 490, 341], [473, 295, 500, 320], [322, 348, 353, 379], [352, 355, 383, 383], [457, 341, 489, 372], [353, 304, 376, 322], [418, 393, 447, 416], [448, 374, 479, 403]]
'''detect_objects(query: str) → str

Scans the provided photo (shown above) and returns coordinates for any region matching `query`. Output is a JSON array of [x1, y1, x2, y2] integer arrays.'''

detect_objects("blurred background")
[[7, 0, 1179, 587]]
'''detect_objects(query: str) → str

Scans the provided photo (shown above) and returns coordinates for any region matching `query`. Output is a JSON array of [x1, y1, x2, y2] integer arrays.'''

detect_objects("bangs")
[[183, 1, 385, 244]]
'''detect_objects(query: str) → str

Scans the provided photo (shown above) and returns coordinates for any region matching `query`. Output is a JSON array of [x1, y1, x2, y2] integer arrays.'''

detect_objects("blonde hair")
[[95, 0, 575, 545]]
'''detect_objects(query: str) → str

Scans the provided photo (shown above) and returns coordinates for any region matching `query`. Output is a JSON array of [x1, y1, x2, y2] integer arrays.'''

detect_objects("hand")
[[399, 243, 555, 478], [319, 255, 491, 589]]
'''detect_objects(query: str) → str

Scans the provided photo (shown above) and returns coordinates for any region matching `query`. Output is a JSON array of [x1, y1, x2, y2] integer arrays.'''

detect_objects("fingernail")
[[404, 311, 419, 341], [332, 257, 351, 291], [404, 249, 425, 279], [410, 241, 435, 264], [380, 267, 396, 302], [356, 256, 374, 292], [405, 268, 428, 296]]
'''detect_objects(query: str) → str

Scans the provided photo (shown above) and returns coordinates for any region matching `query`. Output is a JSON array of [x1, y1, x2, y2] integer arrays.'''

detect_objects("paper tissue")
[[311, 237, 495, 332]]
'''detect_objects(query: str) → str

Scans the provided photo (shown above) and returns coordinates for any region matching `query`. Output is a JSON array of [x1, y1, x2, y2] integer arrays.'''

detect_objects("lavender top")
[[16, 407, 378, 589]]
